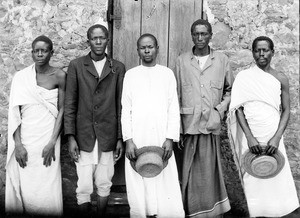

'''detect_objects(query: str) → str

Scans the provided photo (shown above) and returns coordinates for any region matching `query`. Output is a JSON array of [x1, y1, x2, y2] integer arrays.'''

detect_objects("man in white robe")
[[227, 36, 299, 217], [6, 36, 65, 216], [121, 33, 185, 218]]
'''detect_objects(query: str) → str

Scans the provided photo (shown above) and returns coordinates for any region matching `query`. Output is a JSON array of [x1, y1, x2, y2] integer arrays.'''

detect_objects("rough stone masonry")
[[0, 0, 299, 216]]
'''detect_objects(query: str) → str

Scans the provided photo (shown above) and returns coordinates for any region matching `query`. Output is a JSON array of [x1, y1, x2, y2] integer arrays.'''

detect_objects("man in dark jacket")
[[64, 24, 125, 217]]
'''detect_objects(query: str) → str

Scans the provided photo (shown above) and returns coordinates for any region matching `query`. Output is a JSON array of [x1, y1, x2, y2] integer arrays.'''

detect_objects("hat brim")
[[242, 148, 285, 179], [130, 146, 168, 178]]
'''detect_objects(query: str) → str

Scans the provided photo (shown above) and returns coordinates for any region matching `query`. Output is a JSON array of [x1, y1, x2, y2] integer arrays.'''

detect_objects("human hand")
[[247, 136, 262, 154], [42, 141, 56, 167], [125, 139, 137, 161], [178, 134, 185, 150], [68, 137, 79, 162], [265, 136, 280, 155], [114, 139, 124, 162], [15, 144, 28, 168], [162, 139, 173, 161]]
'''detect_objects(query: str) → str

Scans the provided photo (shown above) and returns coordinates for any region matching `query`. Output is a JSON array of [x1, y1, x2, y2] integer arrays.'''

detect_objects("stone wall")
[[0, 0, 299, 216]]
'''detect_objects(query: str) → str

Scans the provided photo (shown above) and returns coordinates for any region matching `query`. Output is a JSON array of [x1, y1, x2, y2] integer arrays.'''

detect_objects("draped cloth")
[[182, 134, 230, 218], [227, 65, 299, 217], [6, 64, 63, 216], [121, 65, 185, 218]]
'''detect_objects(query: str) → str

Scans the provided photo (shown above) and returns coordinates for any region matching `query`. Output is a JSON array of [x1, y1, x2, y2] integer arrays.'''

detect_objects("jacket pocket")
[[180, 107, 194, 115], [181, 84, 193, 107], [210, 80, 222, 106], [206, 108, 221, 133]]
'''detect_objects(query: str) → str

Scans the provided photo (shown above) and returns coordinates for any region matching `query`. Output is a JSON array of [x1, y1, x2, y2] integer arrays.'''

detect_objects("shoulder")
[[177, 51, 191, 60], [212, 50, 229, 61], [272, 69, 289, 87], [125, 66, 139, 76], [69, 55, 87, 65], [54, 68, 66, 80], [13, 64, 33, 80], [111, 58, 125, 68]]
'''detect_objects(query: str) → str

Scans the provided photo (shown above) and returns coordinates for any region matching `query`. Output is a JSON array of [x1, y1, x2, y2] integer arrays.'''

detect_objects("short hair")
[[252, 36, 274, 51], [32, 35, 53, 51], [87, 24, 109, 39], [191, 19, 212, 34], [137, 33, 158, 48]]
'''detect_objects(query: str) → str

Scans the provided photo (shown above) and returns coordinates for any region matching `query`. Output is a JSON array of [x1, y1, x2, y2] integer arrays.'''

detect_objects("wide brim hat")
[[130, 146, 168, 178], [242, 147, 285, 179]]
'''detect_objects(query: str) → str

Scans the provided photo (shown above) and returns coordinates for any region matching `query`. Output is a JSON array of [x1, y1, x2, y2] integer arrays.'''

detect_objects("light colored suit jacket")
[[175, 48, 233, 135]]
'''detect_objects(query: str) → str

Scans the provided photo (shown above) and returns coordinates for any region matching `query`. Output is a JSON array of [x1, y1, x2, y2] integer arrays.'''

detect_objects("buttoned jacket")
[[64, 53, 125, 152], [175, 48, 233, 135]]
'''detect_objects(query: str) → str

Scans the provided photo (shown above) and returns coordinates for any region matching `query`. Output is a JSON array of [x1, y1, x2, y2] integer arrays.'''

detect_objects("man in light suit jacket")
[[64, 24, 125, 217], [174, 19, 233, 218]]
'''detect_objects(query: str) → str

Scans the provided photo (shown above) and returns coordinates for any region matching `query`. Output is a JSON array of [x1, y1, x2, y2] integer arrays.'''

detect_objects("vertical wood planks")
[[141, 0, 170, 66], [112, 0, 141, 71], [168, 0, 204, 72]]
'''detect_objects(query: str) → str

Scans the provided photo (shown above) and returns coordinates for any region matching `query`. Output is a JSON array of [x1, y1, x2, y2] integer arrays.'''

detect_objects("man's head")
[[31, 35, 54, 66], [252, 36, 274, 69], [87, 24, 109, 58], [191, 19, 212, 50], [137, 33, 159, 67]]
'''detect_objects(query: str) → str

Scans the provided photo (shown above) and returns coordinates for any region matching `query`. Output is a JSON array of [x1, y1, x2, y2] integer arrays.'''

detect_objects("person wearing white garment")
[[121, 33, 185, 218], [227, 36, 299, 217], [6, 35, 65, 216]]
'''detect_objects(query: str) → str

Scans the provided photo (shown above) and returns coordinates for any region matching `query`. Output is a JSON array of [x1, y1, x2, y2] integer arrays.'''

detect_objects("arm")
[[14, 124, 28, 168], [162, 72, 180, 160], [64, 61, 80, 162], [236, 107, 262, 154], [174, 59, 184, 135], [42, 70, 66, 166], [114, 63, 126, 162], [121, 74, 136, 161], [215, 57, 234, 119], [266, 72, 290, 154]]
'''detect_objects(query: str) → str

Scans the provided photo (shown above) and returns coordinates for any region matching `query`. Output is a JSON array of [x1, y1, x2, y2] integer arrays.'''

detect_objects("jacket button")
[[200, 84, 204, 87], [94, 121, 98, 125], [94, 106, 98, 110]]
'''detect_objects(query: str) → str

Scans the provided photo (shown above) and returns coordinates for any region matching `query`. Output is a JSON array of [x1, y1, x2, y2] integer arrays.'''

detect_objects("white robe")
[[6, 64, 63, 216], [121, 64, 184, 218], [227, 65, 299, 217]]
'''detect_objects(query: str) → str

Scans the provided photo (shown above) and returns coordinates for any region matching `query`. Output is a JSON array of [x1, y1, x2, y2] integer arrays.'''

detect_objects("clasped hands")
[[247, 135, 280, 155]]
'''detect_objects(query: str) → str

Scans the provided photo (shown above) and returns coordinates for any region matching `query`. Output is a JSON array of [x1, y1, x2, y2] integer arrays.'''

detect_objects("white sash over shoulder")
[[6, 64, 58, 214]]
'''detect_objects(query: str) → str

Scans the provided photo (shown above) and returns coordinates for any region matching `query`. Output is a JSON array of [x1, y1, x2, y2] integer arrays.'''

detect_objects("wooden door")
[[109, 0, 204, 185], [110, 0, 204, 71]]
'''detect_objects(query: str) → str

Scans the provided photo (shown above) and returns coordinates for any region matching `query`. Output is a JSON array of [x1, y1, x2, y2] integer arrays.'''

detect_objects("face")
[[252, 40, 274, 69], [191, 24, 212, 50], [32, 41, 53, 66], [88, 28, 109, 57], [137, 36, 158, 67]]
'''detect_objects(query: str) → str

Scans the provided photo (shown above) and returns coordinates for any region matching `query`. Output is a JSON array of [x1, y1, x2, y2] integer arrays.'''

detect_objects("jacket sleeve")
[[174, 57, 184, 134], [215, 56, 234, 119], [64, 60, 78, 136], [166, 71, 180, 141], [116, 62, 126, 139], [121, 73, 133, 141]]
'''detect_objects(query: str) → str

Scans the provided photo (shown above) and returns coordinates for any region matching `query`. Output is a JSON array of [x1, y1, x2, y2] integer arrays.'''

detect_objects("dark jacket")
[[64, 53, 125, 152]]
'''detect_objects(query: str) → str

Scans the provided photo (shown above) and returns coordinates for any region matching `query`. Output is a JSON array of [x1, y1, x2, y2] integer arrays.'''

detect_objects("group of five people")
[[6, 18, 299, 218]]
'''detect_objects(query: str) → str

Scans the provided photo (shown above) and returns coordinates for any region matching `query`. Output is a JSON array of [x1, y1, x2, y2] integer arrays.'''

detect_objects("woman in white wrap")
[[227, 36, 299, 217], [6, 36, 65, 216]]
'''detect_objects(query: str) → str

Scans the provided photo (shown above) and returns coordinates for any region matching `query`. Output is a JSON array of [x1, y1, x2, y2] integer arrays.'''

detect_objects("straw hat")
[[130, 146, 168, 178], [242, 147, 285, 179]]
